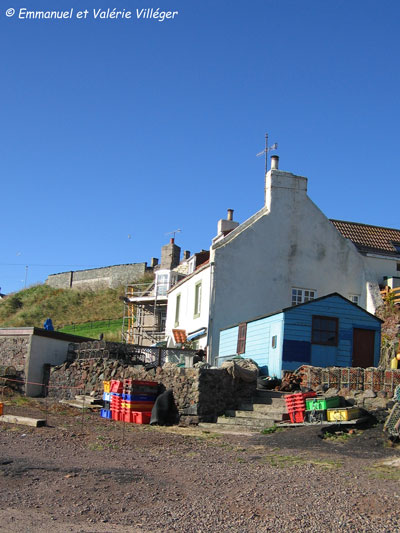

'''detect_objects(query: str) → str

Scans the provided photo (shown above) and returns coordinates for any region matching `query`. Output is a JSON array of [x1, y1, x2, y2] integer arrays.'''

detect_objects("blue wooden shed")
[[218, 293, 382, 376]]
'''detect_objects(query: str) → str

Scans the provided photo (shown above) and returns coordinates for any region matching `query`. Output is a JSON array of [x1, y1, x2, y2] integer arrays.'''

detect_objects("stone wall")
[[46, 263, 150, 291], [48, 359, 256, 422], [0, 336, 29, 373]]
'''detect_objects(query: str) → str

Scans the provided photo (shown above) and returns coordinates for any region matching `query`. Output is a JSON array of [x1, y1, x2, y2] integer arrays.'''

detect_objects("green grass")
[[59, 318, 124, 341], [0, 277, 155, 336]]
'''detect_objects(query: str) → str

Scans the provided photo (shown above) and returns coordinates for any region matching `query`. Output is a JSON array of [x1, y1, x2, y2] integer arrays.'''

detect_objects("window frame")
[[311, 315, 339, 346], [237, 322, 247, 354], [291, 287, 316, 306], [193, 281, 202, 318], [174, 293, 181, 327]]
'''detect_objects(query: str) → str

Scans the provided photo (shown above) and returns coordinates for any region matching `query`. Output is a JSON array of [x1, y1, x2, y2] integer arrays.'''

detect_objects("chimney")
[[213, 209, 239, 244], [264, 156, 308, 211], [183, 250, 191, 260], [270, 155, 279, 170], [150, 257, 158, 268], [160, 239, 181, 270]]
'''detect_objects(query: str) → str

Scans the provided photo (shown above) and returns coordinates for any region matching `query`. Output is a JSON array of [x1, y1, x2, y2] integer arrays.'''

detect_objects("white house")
[[165, 156, 400, 362]]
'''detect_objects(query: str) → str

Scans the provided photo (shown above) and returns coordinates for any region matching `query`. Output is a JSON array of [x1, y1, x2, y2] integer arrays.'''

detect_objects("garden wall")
[[48, 358, 256, 422]]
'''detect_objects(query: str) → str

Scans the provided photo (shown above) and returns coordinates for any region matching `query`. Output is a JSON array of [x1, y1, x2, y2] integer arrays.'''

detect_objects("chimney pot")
[[227, 209, 234, 221], [170, 237, 174, 244], [270, 155, 279, 170]]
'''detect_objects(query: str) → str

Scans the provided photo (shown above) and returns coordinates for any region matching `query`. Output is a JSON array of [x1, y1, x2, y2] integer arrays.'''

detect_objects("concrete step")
[[240, 402, 287, 414], [217, 415, 275, 429], [225, 409, 285, 421]]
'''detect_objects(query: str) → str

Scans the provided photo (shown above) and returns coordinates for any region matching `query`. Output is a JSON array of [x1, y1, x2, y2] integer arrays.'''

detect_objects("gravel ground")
[[0, 399, 399, 533]]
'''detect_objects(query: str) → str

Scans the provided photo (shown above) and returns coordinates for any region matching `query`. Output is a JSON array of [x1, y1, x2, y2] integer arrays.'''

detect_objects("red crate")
[[133, 411, 151, 424], [289, 410, 305, 423], [110, 380, 123, 393], [111, 410, 120, 421]]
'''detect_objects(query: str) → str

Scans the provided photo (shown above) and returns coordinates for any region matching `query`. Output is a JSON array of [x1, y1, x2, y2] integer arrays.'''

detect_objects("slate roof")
[[330, 219, 400, 257]]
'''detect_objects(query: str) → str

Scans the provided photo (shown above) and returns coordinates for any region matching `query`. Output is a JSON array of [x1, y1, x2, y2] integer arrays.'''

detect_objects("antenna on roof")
[[256, 133, 278, 173], [165, 229, 182, 240]]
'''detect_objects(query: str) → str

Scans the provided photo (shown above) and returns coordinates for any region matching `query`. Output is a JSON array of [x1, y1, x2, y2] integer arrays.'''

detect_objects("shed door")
[[352, 328, 375, 368]]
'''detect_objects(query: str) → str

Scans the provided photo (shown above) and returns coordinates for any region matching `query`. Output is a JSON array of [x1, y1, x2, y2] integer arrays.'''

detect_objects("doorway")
[[352, 328, 375, 368]]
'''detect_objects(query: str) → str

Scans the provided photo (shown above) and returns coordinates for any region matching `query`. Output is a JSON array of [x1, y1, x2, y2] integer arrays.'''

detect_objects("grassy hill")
[[0, 284, 129, 340]]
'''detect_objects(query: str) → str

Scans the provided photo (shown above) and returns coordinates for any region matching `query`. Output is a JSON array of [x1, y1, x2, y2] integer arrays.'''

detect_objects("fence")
[[70, 340, 197, 367]]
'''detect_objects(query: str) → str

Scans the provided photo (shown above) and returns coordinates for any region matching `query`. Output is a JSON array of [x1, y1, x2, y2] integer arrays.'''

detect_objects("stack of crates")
[[110, 380, 123, 421], [305, 396, 340, 423], [122, 379, 158, 424], [100, 380, 112, 419], [285, 391, 316, 423]]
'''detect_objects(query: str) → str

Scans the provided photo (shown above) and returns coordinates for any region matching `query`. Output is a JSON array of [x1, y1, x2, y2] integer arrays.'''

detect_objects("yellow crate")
[[103, 381, 111, 393], [327, 407, 361, 422]]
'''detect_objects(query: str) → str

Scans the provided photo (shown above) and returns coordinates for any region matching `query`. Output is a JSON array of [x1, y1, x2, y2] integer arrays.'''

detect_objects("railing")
[[71, 340, 196, 366], [380, 286, 400, 306]]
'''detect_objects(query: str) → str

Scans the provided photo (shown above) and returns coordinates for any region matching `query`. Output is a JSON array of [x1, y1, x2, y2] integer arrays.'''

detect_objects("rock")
[[325, 388, 339, 397]]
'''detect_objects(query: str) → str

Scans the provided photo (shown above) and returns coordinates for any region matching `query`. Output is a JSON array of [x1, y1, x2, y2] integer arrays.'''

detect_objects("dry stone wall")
[[48, 358, 256, 422], [0, 336, 29, 373]]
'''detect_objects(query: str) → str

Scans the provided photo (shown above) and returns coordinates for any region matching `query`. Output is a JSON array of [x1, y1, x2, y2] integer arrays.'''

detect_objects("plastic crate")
[[103, 381, 111, 393], [103, 392, 111, 402], [0, 402, 3, 416], [100, 409, 112, 419], [305, 396, 340, 411], [288, 410, 305, 423], [327, 407, 361, 422], [305, 409, 327, 423], [133, 411, 152, 424], [110, 380, 123, 393], [123, 394, 156, 402]]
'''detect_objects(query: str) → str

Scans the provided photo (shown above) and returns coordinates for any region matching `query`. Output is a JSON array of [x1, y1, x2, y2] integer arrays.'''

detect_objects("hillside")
[[0, 284, 127, 331]]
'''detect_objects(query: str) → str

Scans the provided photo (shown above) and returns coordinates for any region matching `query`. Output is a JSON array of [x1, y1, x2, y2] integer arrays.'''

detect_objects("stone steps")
[[199, 390, 289, 434]]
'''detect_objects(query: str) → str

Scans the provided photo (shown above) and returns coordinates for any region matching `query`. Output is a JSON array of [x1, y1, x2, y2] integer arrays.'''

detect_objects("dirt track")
[[0, 400, 399, 533]]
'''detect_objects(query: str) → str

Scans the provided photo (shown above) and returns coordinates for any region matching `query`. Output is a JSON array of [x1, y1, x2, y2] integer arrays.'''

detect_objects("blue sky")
[[1, 0, 399, 293]]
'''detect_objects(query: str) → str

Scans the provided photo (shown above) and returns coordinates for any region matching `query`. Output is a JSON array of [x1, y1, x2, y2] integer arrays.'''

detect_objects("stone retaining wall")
[[48, 359, 256, 422], [46, 262, 149, 290]]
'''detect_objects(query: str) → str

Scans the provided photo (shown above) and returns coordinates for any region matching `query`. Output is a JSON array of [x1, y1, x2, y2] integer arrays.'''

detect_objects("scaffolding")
[[122, 281, 167, 346]]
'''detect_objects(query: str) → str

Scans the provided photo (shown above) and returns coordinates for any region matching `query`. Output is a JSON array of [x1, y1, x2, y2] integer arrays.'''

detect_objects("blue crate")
[[100, 409, 112, 419], [103, 392, 111, 402], [123, 393, 156, 402]]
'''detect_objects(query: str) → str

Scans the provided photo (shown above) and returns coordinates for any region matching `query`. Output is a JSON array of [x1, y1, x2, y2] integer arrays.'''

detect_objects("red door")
[[352, 328, 375, 368]]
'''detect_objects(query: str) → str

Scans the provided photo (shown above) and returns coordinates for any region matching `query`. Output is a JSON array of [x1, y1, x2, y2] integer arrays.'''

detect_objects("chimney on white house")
[[265, 156, 308, 211], [213, 209, 239, 245]]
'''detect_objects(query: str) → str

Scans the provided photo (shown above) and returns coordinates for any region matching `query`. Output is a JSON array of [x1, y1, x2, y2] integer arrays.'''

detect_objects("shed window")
[[271, 335, 277, 349], [237, 323, 247, 354], [312, 316, 338, 346]]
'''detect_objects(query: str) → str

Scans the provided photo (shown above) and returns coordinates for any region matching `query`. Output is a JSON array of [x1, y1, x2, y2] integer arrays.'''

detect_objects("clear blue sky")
[[1, 0, 399, 293]]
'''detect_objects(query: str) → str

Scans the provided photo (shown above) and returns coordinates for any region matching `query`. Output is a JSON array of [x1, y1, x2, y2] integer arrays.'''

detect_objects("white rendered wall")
[[209, 168, 375, 359], [26, 336, 71, 396], [165, 265, 211, 350]]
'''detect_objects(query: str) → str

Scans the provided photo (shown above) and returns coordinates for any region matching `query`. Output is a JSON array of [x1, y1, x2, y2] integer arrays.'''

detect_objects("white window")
[[156, 273, 169, 296], [349, 294, 359, 305], [292, 288, 316, 306], [194, 281, 202, 317]]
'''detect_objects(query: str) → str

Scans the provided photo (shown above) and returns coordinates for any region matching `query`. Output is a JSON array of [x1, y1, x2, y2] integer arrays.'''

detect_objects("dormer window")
[[155, 271, 179, 296]]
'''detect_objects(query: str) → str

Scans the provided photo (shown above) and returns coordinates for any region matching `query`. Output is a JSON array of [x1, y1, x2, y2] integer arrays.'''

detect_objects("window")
[[237, 323, 247, 354], [397, 263, 400, 272], [156, 273, 169, 296], [174, 294, 181, 327], [194, 281, 202, 318], [312, 316, 338, 346], [271, 335, 277, 349], [292, 288, 316, 306], [349, 294, 359, 305]]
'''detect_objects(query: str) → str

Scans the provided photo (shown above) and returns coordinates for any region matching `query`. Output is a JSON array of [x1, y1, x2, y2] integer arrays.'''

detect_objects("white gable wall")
[[209, 168, 377, 359]]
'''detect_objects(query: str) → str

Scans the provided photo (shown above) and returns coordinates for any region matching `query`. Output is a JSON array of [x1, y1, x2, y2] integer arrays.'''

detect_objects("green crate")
[[305, 396, 340, 411]]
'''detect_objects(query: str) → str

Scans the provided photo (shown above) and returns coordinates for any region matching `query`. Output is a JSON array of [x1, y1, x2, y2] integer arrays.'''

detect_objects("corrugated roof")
[[330, 219, 400, 257]]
